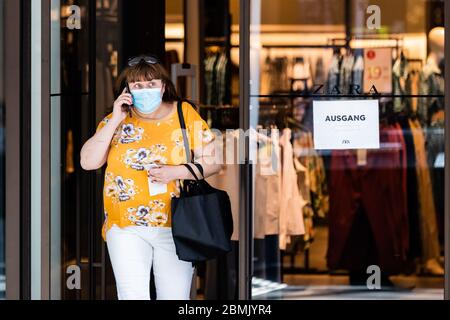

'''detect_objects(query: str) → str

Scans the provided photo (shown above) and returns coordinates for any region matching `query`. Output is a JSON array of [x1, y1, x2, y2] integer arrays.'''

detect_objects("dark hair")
[[115, 58, 179, 102]]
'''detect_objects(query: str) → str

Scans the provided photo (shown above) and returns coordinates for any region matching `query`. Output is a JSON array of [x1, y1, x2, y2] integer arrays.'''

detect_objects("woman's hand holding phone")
[[111, 87, 132, 124]]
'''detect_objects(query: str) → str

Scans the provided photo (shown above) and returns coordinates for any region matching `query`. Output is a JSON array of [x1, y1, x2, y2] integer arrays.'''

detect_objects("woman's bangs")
[[126, 63, 162, 83]]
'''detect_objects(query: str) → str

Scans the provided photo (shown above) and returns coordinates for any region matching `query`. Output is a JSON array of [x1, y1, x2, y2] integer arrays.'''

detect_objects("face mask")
[[131, 88, 162, 114]]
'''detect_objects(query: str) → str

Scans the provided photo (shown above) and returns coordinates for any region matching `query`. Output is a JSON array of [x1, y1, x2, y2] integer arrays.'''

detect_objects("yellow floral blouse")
[[96, 101, 214, 241]]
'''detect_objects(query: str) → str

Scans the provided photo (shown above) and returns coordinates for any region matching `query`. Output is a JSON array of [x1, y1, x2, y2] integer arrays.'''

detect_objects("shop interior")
[[195, 0, 445, 299], [244, 0, 445, 299]]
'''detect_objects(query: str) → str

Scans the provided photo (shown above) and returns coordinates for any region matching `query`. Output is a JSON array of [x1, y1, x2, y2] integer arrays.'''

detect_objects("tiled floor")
[[252, 273, 444, 300], [253, 284, 444, 300], [266, 224, 445, 300]]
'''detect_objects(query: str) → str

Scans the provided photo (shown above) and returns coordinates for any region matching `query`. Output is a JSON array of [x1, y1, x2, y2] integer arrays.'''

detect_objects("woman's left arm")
[[189, 140, 222, 179], [147, 141, 222, 184]]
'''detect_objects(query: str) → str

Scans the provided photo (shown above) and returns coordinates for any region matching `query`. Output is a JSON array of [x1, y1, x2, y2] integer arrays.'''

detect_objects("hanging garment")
[[254, 171, 267, 239], [409, 118, 440, 263], [327, 125, 408, 274], [279, 128, 306, 250], [393, 55, 410, 113], [294, 157, 314, 247], [254, 134, 281, 238], [352, 54, 364, 91], [419, 55, 444, 125], [267, 57, 290, 93], [216, 53, 230, 105], [314, 56, 326, 85], [327, 52, 341, 93], [292, 129, 328, 248], [204, 54, 218, 105], [426, 117, 445, 245], [293, 131, 329, 218], [398, 116, 422, 260], [204, 52, 231, 106], [409, 70, 420, 114], [206, 132, 240, 241], [260, 55, 272, 95], [339, 53, 355, 94], [292, 57, 313, 91]]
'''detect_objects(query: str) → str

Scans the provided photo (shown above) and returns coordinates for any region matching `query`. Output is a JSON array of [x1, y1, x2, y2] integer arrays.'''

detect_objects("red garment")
[[327, 124, 408, 273]]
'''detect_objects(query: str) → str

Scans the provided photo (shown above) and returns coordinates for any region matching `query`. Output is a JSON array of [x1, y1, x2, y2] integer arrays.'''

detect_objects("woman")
[[80, 55, 220, 300]]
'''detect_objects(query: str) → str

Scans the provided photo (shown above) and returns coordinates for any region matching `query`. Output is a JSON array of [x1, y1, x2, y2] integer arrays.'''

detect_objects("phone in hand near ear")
[[123, 82, 133, 117]]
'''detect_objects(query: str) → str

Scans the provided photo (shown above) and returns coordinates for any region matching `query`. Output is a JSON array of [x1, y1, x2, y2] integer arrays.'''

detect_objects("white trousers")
[[106, 225, 194, 300]]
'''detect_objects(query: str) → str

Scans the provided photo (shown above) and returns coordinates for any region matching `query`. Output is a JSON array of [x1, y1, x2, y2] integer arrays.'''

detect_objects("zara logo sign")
[[312, 83, 379, 96]]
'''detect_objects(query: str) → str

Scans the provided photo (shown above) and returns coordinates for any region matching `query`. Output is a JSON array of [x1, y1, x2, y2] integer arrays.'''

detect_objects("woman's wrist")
[[109, 115, 123, 128], [176, 165, 191, 180]]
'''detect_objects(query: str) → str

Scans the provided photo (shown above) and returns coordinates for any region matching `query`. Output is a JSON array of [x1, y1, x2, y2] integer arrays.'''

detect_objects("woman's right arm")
[[80, 88, 132, 170]]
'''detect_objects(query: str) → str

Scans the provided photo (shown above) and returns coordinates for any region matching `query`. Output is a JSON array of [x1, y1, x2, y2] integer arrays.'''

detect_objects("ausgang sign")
[[313, 100, 380, 150]]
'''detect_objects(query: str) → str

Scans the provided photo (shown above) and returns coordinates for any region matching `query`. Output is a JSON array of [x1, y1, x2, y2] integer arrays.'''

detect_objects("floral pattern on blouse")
[[119, 123, 144, 144], [122, 145, 168, 171], [96, 101, 214, 241], [127, 200, 168, 227], [104, 172, 139, 203]]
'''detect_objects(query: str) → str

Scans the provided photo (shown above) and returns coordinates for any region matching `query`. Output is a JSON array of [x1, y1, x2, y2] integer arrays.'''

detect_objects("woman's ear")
[[161, 83, 166, 96]]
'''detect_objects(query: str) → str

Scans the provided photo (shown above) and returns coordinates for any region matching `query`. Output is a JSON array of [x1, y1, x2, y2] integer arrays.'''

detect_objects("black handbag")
[[171, 99, 233, 263]]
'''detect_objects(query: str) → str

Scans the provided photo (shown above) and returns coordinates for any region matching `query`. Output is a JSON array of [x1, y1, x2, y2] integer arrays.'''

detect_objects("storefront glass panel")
[[249, 0, 445, 299]]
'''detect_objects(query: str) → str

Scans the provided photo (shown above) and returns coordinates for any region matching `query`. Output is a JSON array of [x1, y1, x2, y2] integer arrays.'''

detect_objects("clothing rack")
[[262, 44, 347, 49], [329, 35, 403, 47], [258, 37, 410, 277], [329, 35, 403, 58], [257, 102, 321, 275], [260, 35, 403, 51]]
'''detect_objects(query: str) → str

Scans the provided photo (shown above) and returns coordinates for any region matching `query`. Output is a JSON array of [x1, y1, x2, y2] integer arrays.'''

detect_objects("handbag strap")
[[182, 163, 199, 181], [193, 162, 204, 179], [177, 100, 192, 163], [177, 100, 205, 181]]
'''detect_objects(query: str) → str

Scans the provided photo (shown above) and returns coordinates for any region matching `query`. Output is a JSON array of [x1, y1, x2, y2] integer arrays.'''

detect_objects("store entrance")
[[47, 0, 243, 300], [50, 0, 166, 299]]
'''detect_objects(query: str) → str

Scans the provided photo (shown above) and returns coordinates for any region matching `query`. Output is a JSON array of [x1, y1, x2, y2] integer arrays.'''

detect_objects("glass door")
[[48, 0, 220, 300], [248, 0, 445, 300], [0, 0, 5, 300], [50, 0, 97, 300]]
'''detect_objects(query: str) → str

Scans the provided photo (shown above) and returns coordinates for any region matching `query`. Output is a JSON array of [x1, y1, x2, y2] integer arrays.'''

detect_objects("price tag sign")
[[364, 48, 392, 93]]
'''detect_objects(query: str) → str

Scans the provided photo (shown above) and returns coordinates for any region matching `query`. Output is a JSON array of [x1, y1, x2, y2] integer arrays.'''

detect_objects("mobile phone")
[[123, 82, 133, 117]]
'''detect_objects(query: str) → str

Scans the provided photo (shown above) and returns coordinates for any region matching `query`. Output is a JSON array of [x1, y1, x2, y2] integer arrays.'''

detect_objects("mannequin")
[[428, 27, 444, 67], [426, 27, 445, 124], [417, 26, 445, 276], [419, 27, 445, 124]]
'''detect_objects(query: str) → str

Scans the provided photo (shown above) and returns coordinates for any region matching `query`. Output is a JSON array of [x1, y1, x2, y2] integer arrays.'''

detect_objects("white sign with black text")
[[313, 100, 380, 150]]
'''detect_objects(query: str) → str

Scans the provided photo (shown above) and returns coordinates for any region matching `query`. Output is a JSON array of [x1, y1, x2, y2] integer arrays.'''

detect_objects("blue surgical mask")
[[131, 88, 162, 114]]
